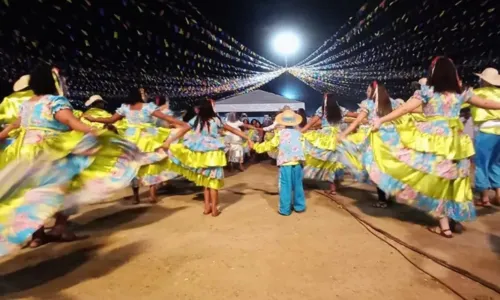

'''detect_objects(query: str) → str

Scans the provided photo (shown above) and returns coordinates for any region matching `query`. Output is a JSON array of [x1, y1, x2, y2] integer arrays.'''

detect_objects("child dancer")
[[166, 99, 253, 217], [339, 82, 404, 208], [253, 110, 306, 216], [471, 68, 500, 207]]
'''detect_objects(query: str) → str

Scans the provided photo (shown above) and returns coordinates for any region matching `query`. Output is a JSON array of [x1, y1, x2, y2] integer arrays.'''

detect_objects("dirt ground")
[[0, 163, 498, 300]]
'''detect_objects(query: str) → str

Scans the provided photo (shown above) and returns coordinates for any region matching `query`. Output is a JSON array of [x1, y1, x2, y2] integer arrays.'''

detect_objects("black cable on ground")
[[315, 190, 500, 297]]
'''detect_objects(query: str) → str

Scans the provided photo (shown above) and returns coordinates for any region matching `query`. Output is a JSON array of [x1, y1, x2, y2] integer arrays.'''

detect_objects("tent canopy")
[[215, 90, 305, 112]]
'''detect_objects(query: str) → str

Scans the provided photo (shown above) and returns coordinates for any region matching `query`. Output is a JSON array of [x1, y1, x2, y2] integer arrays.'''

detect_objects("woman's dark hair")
[[369, 81, 393, 117], [242, 119, 249, 124], [193, 98, 220, 132], [427, 57, 462, 94], [297, 108, 307, 128], [29, 63, 58, 96], [322, 94, 342, 124], [155, 96, 169, 106], [252, 119, 261, 127], [123, 87, 143, 104]]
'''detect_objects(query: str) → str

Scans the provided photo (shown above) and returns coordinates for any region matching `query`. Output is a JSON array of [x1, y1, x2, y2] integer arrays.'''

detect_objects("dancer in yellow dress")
[[0, 64, 141, 253], [85, 88, 190, 203], [365, 57, 500, 238], [80, 94, 127, 133], [0, 75, 34, 150], [339, 82, 405, 207]]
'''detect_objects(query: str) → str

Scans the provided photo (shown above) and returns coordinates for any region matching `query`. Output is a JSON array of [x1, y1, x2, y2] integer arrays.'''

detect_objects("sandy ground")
[[0, 163, 498, 300]]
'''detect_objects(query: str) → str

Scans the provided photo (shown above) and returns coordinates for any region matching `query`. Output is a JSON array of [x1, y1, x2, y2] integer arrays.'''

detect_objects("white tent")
[[215, 90, 305, 112]]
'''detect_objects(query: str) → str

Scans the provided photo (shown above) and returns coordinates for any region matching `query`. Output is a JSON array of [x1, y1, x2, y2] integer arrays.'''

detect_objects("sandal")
[[212, 209, 221, 217], [372, 201, 389, 209], [29, 237, 46, 248], [428, 226, 453, 238], [475, 199, 492, 207], [449, 220, 466, 233]]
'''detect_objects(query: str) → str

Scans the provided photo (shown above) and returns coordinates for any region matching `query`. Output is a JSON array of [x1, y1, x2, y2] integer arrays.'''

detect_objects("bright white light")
[[272, 32, 300, 56], [282, 90, 297, 100]]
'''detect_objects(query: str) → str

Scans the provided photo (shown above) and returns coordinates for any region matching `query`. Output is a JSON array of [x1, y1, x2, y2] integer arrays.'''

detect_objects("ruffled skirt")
[[167, 132, 226, 189], [337, 118, 476, 222], [122, 126, 178, 186], [303, 126, 344, 182], [0, 129, 141, 257]]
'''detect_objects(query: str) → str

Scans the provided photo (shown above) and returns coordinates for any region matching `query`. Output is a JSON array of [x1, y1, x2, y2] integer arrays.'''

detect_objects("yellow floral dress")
[[339, 87, 475, 222], [0, 95, 141, 257]]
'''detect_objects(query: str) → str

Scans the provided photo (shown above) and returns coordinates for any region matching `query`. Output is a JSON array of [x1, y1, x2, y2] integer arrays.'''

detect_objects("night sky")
[[190, 0, 367, 112], [0, 0, 498, 115]]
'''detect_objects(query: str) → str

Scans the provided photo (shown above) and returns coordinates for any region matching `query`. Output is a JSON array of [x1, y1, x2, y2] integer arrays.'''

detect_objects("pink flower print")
[[436, 160, 457, 179], [11, 213, 40, 234], [416, 122, 431, 133], [398, 187, 418, 201], [434, 126, 446, 136], [24, 131, 44, 144], [396, 149, 412, 165], [368, 167, 382, 183], [292, 146, 299, 153]]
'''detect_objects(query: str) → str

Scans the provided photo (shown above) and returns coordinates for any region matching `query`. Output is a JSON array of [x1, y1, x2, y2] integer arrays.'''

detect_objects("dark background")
[[189, 0, 368, 112], [0, 0, 498, 115]]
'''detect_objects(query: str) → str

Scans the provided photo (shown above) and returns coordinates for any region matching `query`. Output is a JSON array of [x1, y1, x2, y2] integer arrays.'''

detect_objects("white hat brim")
[[85, 98, 107, 107], [13, 75, 30, 92], [475, 73, 500, 86]]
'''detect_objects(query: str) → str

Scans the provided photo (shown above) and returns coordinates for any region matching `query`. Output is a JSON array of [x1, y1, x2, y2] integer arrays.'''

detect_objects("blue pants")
[[474, 132, 500, 191], [279, 164, 306, 215]]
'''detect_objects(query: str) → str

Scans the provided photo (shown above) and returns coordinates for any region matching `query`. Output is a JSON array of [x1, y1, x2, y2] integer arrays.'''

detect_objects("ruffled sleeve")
[[116, 104, 128, 116], [460, 88, 474, 103], [314, 106, 323, 118], [48, 95, 73, 114], [253, 132, 280, 154], [358, 99, 373, 114], [412, 85, 434, 104], [144, 102, 159, 115]]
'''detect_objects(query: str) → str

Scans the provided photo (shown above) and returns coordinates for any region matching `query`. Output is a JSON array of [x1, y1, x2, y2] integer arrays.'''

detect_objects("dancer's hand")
[[84, 115, 96, 122], [247, 140, 254, 149], [88, 128, 99, 136], [337, 133, 346, 141], [371, 118, 382, 131], [158, 141, 171, 151]]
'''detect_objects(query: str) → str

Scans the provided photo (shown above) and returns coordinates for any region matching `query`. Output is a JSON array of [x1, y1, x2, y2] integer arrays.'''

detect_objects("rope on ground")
[[315, 190, 500, 297]]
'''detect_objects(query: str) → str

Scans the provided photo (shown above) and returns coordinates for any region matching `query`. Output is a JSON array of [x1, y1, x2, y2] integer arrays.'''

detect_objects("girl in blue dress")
[[167, 99, 253, 216]]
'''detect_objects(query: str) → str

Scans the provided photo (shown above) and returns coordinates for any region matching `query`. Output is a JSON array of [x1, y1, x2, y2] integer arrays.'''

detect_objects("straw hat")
[[13, 75, 30, 92], [85, 95, 106, 107], [280, 105, 291, 112], [418, 78, 427, 86], [475, 68, 500, 86], [275, 110, 303, 127]]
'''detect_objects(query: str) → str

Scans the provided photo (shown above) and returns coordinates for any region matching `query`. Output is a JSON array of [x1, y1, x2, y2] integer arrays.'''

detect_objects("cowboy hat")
[[13, 75, 30, 92], [275, 110, 303, 127], [475, 68, 500, 86], [85, 95, 107, 107]]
